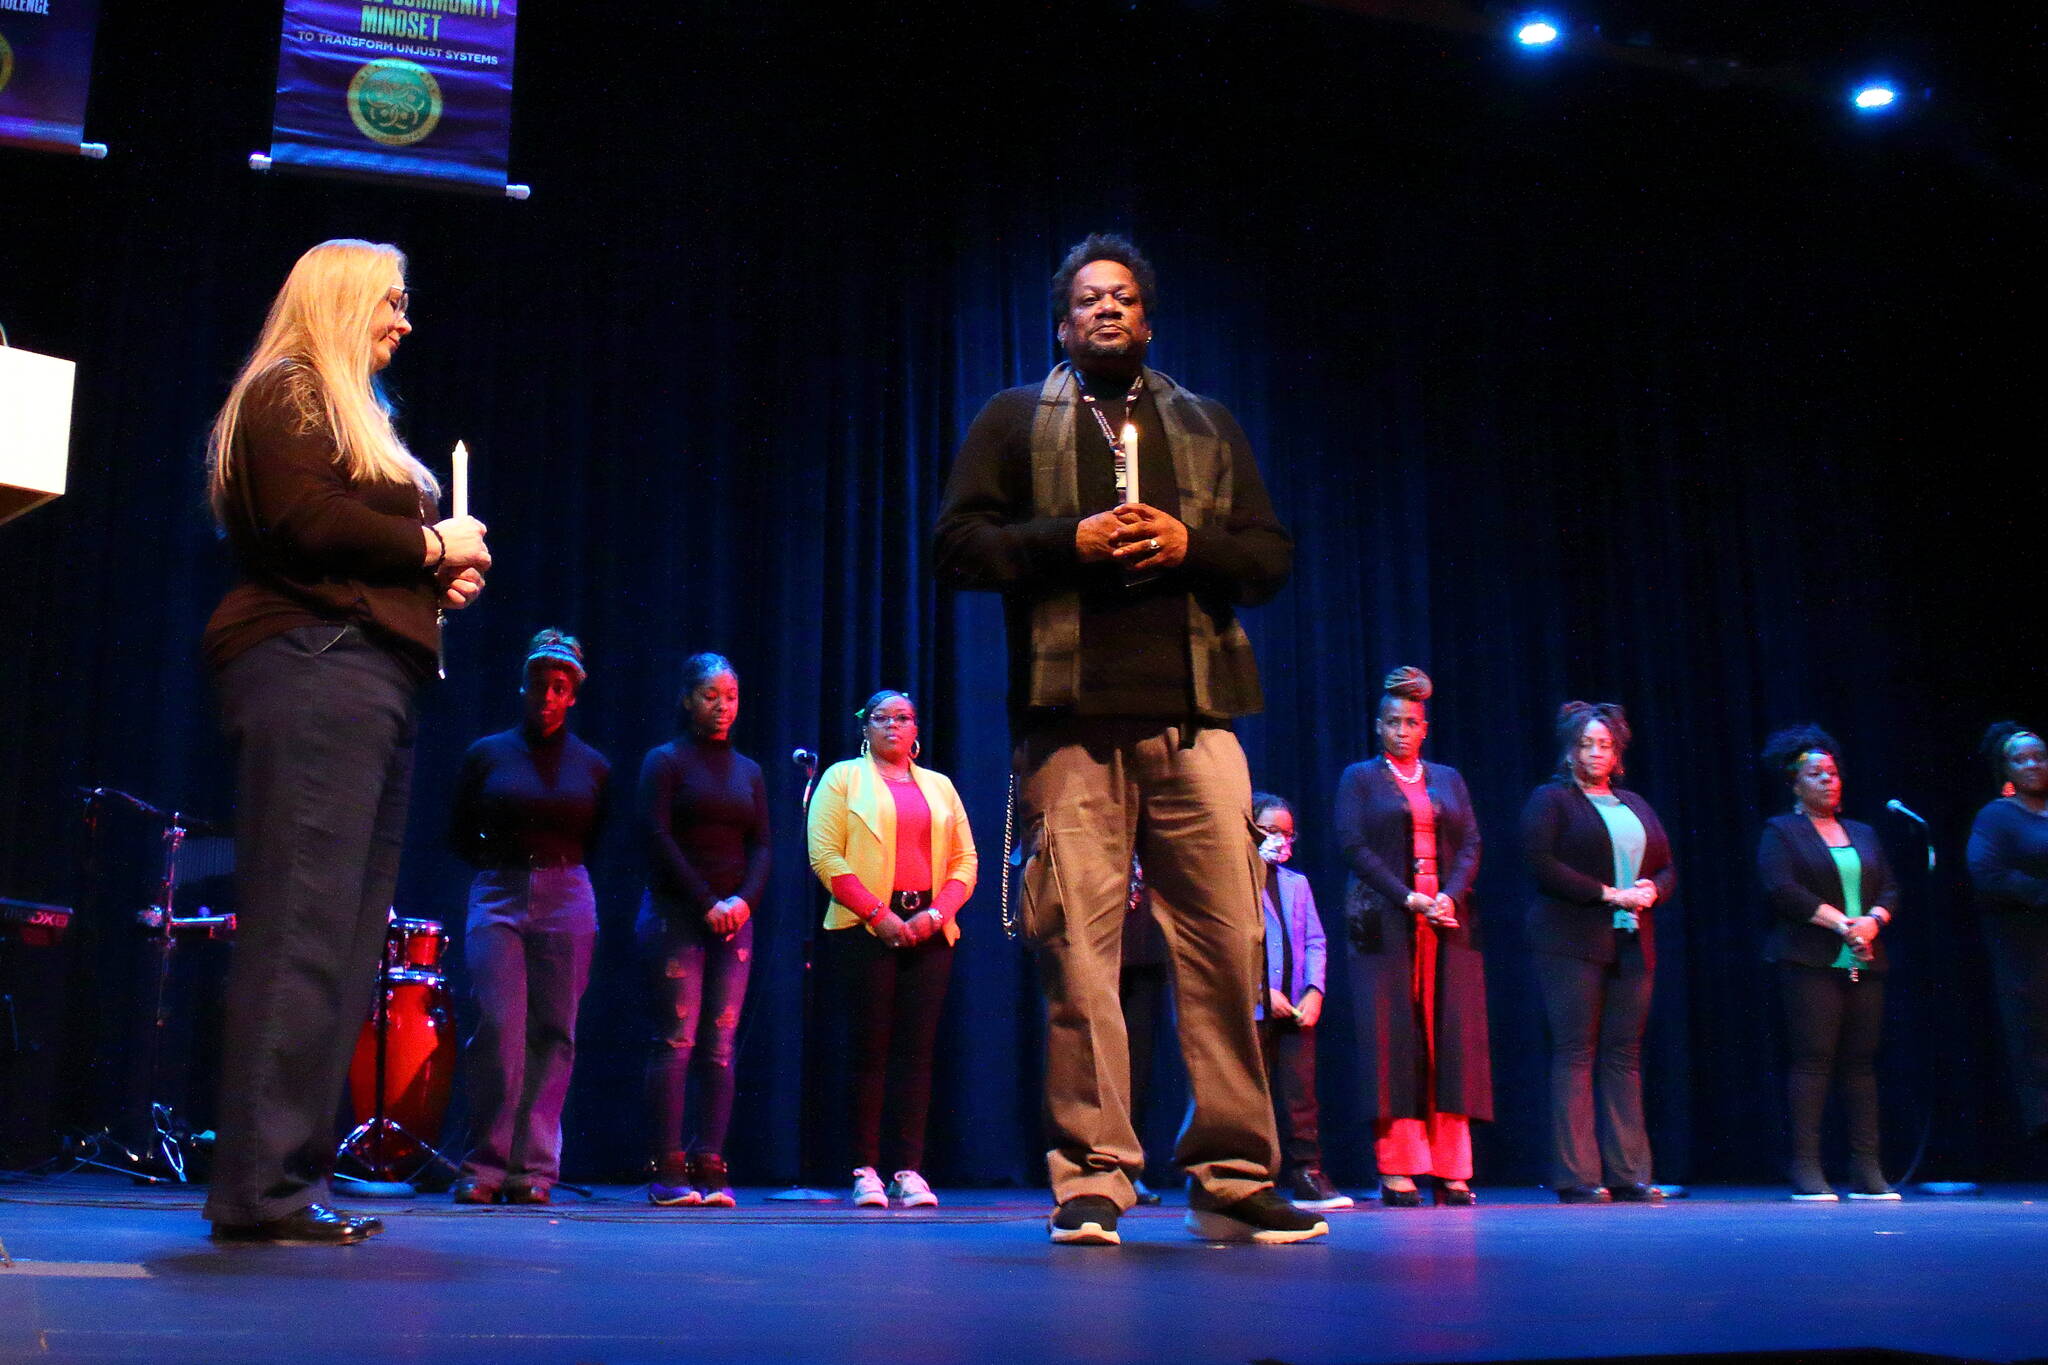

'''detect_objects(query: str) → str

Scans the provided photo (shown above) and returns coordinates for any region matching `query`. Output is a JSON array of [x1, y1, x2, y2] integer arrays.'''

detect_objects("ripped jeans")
[[638, 897, 753, 1162]]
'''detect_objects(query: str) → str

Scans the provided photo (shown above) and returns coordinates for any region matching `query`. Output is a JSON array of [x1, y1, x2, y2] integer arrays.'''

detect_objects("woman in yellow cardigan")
[[807, 689, 977, 1209]]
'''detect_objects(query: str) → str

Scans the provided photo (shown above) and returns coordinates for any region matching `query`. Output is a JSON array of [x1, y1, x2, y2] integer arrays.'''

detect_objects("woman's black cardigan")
[[1518, 779, 1677, 969], [1757, 812, 1898, 974]]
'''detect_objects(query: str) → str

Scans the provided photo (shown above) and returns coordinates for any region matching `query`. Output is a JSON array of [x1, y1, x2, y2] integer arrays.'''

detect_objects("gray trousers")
[[461, 868, 597, 1187], [1016, 719, 1278, 1209]]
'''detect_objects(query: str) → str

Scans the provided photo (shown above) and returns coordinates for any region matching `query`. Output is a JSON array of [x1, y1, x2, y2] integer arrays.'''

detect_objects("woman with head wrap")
[[1756, 725, 1900, 1199], [1519, 701, 1675, 1204], [1967, 722, 2048, 1143], [1334, 668, 1491, 1206], [447, 630, 611, 1205]]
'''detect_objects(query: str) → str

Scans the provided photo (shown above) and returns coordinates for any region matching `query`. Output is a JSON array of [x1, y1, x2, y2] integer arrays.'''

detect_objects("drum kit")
[[338, 915, 461, 1187], [60, 786, 463, 1188]]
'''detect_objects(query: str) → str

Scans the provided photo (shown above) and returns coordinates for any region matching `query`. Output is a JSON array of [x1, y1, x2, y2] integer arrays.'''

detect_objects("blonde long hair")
[[207, 239, 439, 523]]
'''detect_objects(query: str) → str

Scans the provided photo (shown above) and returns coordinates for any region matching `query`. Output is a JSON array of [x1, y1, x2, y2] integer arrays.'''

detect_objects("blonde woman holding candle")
[[199, 239, 490, 1244]]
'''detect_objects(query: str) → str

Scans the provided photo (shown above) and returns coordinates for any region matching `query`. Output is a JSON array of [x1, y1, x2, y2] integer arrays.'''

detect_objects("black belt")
[[890, 890, 933, 914]]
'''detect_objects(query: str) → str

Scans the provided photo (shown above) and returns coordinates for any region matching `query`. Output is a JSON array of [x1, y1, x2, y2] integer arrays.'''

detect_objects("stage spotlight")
[[1514, 17, 1561, 47], [1852, 84, 1898, 111]]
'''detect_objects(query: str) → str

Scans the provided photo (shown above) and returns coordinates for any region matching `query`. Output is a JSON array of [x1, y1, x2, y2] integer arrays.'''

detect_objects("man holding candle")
[[934, 233, 1310, 1245]]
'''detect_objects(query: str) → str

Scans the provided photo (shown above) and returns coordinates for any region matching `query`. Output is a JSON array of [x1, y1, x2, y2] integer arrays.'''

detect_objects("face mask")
[[1258, 832, 1293, 865]]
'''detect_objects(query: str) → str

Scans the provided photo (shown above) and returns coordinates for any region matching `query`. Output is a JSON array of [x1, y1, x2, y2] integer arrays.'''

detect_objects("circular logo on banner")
[[0, 32, 15, 98], [346, 59, 443, 147]]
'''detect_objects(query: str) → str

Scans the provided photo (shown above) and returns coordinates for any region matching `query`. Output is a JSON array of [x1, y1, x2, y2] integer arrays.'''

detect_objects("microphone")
[[1886, 799, 1937, 872], [792, 748, 821, 815]]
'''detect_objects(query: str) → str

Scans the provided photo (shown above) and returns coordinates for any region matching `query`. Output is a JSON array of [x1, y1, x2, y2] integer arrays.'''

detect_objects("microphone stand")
[[1884, 799, 1977, 1196], [767, 748, 838, 1202]]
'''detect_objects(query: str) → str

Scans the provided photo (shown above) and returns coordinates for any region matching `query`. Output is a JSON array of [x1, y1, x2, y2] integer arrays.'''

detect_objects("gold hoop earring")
[[912, 739, 921, 760], [861, 737, 871, 760]]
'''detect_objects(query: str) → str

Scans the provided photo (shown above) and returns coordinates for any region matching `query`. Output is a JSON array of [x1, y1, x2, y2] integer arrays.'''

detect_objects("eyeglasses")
[[385, 288, 412, 318], [869, 714, 917, 728]]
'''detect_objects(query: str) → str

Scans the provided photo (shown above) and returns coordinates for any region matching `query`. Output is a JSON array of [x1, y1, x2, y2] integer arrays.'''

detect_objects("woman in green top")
[[1757, 725, 1901, 1201]]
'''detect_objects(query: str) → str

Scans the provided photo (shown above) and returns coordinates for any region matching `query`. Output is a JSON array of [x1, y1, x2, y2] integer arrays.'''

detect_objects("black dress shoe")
[[1379, 1182, 1424, 1207], [211, 1203, 379, 1245], [1609, 1182, 1665, 1203], [1555, 1184, 1612, 1204], [1433, 1182, 1477, 1207]]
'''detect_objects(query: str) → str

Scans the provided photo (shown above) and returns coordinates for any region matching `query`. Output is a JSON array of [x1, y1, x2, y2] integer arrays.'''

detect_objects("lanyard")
[[1079, 374, 1144, 501]]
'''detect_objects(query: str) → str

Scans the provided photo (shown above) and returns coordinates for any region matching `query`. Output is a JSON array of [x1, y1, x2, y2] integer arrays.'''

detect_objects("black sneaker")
[[1050, 1195, 1121, 1245], [1185, 1185, 1328, 1243], [1284, 1165, 1355, 1211]]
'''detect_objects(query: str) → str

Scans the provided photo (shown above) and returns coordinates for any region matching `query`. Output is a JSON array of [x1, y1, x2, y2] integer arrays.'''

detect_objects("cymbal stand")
[[73, 794, 235, 1183]]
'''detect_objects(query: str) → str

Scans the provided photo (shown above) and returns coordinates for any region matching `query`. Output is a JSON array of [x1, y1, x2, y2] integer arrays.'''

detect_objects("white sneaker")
[[889, 1170, 939, 1208], [851, 1166, 888, 1208]]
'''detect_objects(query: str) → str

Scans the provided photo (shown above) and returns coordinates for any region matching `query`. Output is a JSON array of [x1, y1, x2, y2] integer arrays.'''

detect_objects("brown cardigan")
[[202, 364, 441, 679]]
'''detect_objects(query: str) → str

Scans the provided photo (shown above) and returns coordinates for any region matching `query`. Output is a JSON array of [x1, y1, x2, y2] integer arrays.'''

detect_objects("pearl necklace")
[[1385, 756, 1424, 785]]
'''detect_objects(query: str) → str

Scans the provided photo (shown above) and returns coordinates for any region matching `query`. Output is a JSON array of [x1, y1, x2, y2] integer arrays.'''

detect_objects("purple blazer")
[[1256, 864, 1326, 1018]]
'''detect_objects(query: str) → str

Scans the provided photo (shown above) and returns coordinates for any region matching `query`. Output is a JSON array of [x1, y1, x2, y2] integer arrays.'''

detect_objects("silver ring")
[[1150, 538, 1160, 551]]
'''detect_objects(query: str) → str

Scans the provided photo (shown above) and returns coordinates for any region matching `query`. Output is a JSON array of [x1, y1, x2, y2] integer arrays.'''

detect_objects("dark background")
[[2, 0, 2041, 1189]]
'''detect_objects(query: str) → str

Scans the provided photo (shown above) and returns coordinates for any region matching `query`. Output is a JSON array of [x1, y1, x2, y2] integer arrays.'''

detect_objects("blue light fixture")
[[1852, 84, 1898, 111], [1515, 17, 1562, 47]]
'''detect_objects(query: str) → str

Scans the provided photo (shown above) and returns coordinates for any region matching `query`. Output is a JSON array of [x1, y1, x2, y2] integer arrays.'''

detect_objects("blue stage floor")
[[2, 1178, 2044, 1364]]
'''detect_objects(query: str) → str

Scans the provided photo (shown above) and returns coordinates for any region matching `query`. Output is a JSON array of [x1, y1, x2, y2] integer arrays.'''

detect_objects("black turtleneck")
[[638, 733, 772, 914], [447, 723, 612, 868]]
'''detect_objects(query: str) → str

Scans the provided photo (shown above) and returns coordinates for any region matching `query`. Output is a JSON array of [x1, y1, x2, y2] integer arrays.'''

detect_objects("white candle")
[[1120, 422, 1140, 505], [452, 440, 469, 519]]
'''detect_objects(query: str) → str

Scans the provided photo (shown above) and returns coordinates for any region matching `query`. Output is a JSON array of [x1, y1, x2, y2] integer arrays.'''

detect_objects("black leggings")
[[1779, 962, 1883, 1081], [829, 928, 954, 1173], [1778, 961, 1884, 1165]]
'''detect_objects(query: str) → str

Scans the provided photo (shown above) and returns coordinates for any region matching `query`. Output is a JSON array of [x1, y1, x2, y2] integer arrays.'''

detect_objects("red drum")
[[347, 968, 457, 1146], [385, 917, 448, 974]]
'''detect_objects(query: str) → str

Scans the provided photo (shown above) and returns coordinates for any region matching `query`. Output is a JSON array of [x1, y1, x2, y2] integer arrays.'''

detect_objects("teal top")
[[1828, 844, 1864, 970], [1589, 792, 1647, 931]]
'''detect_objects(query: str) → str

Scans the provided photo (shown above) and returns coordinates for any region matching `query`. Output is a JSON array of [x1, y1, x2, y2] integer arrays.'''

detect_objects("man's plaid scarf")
[[1023, 362, 1264, 721]]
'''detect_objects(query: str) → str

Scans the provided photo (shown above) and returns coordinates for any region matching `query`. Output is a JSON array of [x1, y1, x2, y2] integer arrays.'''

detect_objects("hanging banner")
[[265, 0, 519, 192], [0, 0, 102, 155]]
